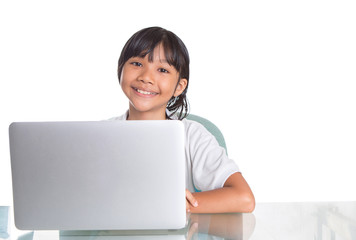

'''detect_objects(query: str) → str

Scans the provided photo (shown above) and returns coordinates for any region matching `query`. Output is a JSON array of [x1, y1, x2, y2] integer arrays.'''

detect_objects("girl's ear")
[[174, 78, 188, 97]]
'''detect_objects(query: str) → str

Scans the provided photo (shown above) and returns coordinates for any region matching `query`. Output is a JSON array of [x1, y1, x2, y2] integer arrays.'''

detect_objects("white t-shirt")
[[109, 112, 240, 192]]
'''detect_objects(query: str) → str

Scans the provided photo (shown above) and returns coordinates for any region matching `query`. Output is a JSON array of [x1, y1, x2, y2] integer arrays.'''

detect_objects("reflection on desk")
[[252, 202, 356, 240], [2, 202, 356, 240], [1, 208, 254, 240], [0, 207, 9, 239], [60, 213, 254, 239]]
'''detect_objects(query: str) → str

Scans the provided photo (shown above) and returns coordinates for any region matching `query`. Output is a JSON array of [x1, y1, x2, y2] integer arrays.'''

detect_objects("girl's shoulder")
[[181, 116, 227, 152], [181, 117, 215, 140]]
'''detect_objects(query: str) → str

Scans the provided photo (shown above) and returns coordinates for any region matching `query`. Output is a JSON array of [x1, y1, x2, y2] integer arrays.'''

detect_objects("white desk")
[[1, 202, 356, 240]]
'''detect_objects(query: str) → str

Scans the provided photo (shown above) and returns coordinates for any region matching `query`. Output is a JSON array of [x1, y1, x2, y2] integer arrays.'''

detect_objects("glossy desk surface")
[[1, 202, 356, 240]]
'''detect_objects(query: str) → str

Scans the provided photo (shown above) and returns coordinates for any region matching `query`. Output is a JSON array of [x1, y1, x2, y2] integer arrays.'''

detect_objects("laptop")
[[9, 120, 186, 231]]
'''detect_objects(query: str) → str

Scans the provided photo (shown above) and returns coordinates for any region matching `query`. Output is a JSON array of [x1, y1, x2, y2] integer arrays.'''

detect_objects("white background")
[[1, 0, 355, 205]]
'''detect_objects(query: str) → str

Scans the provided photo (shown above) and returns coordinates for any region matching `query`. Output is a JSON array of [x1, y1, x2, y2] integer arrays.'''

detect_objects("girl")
[[112, 26, 255, 213]]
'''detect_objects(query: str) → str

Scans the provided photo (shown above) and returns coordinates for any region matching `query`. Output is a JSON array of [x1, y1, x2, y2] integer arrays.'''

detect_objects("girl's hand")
[[186, 189, 198, 212], [186, 222, 199, 240]]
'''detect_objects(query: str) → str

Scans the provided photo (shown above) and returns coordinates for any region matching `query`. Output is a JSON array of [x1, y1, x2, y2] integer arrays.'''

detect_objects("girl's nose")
[[138, 68, 154, 84]]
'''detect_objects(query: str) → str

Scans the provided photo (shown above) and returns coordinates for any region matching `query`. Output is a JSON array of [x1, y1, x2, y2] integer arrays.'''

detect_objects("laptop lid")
[[9, 120, 186, 230]]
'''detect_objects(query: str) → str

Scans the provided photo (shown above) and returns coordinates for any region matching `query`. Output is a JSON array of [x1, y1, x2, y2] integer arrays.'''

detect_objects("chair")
[[186, 114, 228, 154]]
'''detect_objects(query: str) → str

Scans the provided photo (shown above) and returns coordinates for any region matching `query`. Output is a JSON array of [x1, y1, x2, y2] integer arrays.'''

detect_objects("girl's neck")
[[127, 107, 167, 120]]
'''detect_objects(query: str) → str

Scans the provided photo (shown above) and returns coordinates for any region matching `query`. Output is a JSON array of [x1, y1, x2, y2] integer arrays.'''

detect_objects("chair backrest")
[[186, 114, 228, 154]]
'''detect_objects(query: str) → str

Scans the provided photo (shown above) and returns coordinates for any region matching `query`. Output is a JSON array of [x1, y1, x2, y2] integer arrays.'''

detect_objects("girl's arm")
[[188, 172, 255, 213]]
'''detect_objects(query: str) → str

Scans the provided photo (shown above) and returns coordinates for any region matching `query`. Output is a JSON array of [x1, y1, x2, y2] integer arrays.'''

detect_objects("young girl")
[[111, 26, 255, 213]]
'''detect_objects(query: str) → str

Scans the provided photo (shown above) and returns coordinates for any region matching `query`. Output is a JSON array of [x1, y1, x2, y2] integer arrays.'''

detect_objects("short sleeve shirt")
[[109, 112, 240, 192]]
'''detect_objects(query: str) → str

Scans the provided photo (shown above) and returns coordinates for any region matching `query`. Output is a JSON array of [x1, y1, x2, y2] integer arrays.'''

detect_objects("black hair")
[[117, 27, 190, 120]]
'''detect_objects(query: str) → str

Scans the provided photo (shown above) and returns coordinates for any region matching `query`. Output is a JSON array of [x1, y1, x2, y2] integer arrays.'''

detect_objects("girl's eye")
[[158, 68, 169, 73], [131, 62, 142, 67]]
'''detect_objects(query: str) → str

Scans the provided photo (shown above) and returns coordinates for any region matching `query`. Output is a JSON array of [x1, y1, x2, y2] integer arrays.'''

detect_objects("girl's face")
[[120, 44, 187, 120]]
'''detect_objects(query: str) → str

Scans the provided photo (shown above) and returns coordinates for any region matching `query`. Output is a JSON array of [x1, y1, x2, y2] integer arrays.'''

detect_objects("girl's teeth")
[[137, 89, 155, 95]]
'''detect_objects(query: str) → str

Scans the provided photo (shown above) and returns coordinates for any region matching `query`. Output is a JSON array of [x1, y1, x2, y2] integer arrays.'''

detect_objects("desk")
[[1, 202, 356, 240]]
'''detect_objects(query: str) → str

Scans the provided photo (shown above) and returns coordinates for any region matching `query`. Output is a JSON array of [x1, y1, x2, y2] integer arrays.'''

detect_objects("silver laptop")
[[9, 120, 186, 231]]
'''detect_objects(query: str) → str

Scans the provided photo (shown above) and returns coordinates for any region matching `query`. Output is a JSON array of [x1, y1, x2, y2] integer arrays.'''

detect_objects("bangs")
[[127, 35, 182, 72], [140, 40, 177, 68]]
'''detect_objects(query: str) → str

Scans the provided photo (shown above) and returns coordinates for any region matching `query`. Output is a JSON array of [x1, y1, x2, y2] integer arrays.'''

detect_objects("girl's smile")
[[132, 87, 158, 97]]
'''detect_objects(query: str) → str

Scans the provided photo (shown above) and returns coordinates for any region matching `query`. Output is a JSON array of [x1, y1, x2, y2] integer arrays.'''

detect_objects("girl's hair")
[[117, 27, 190, 120]]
